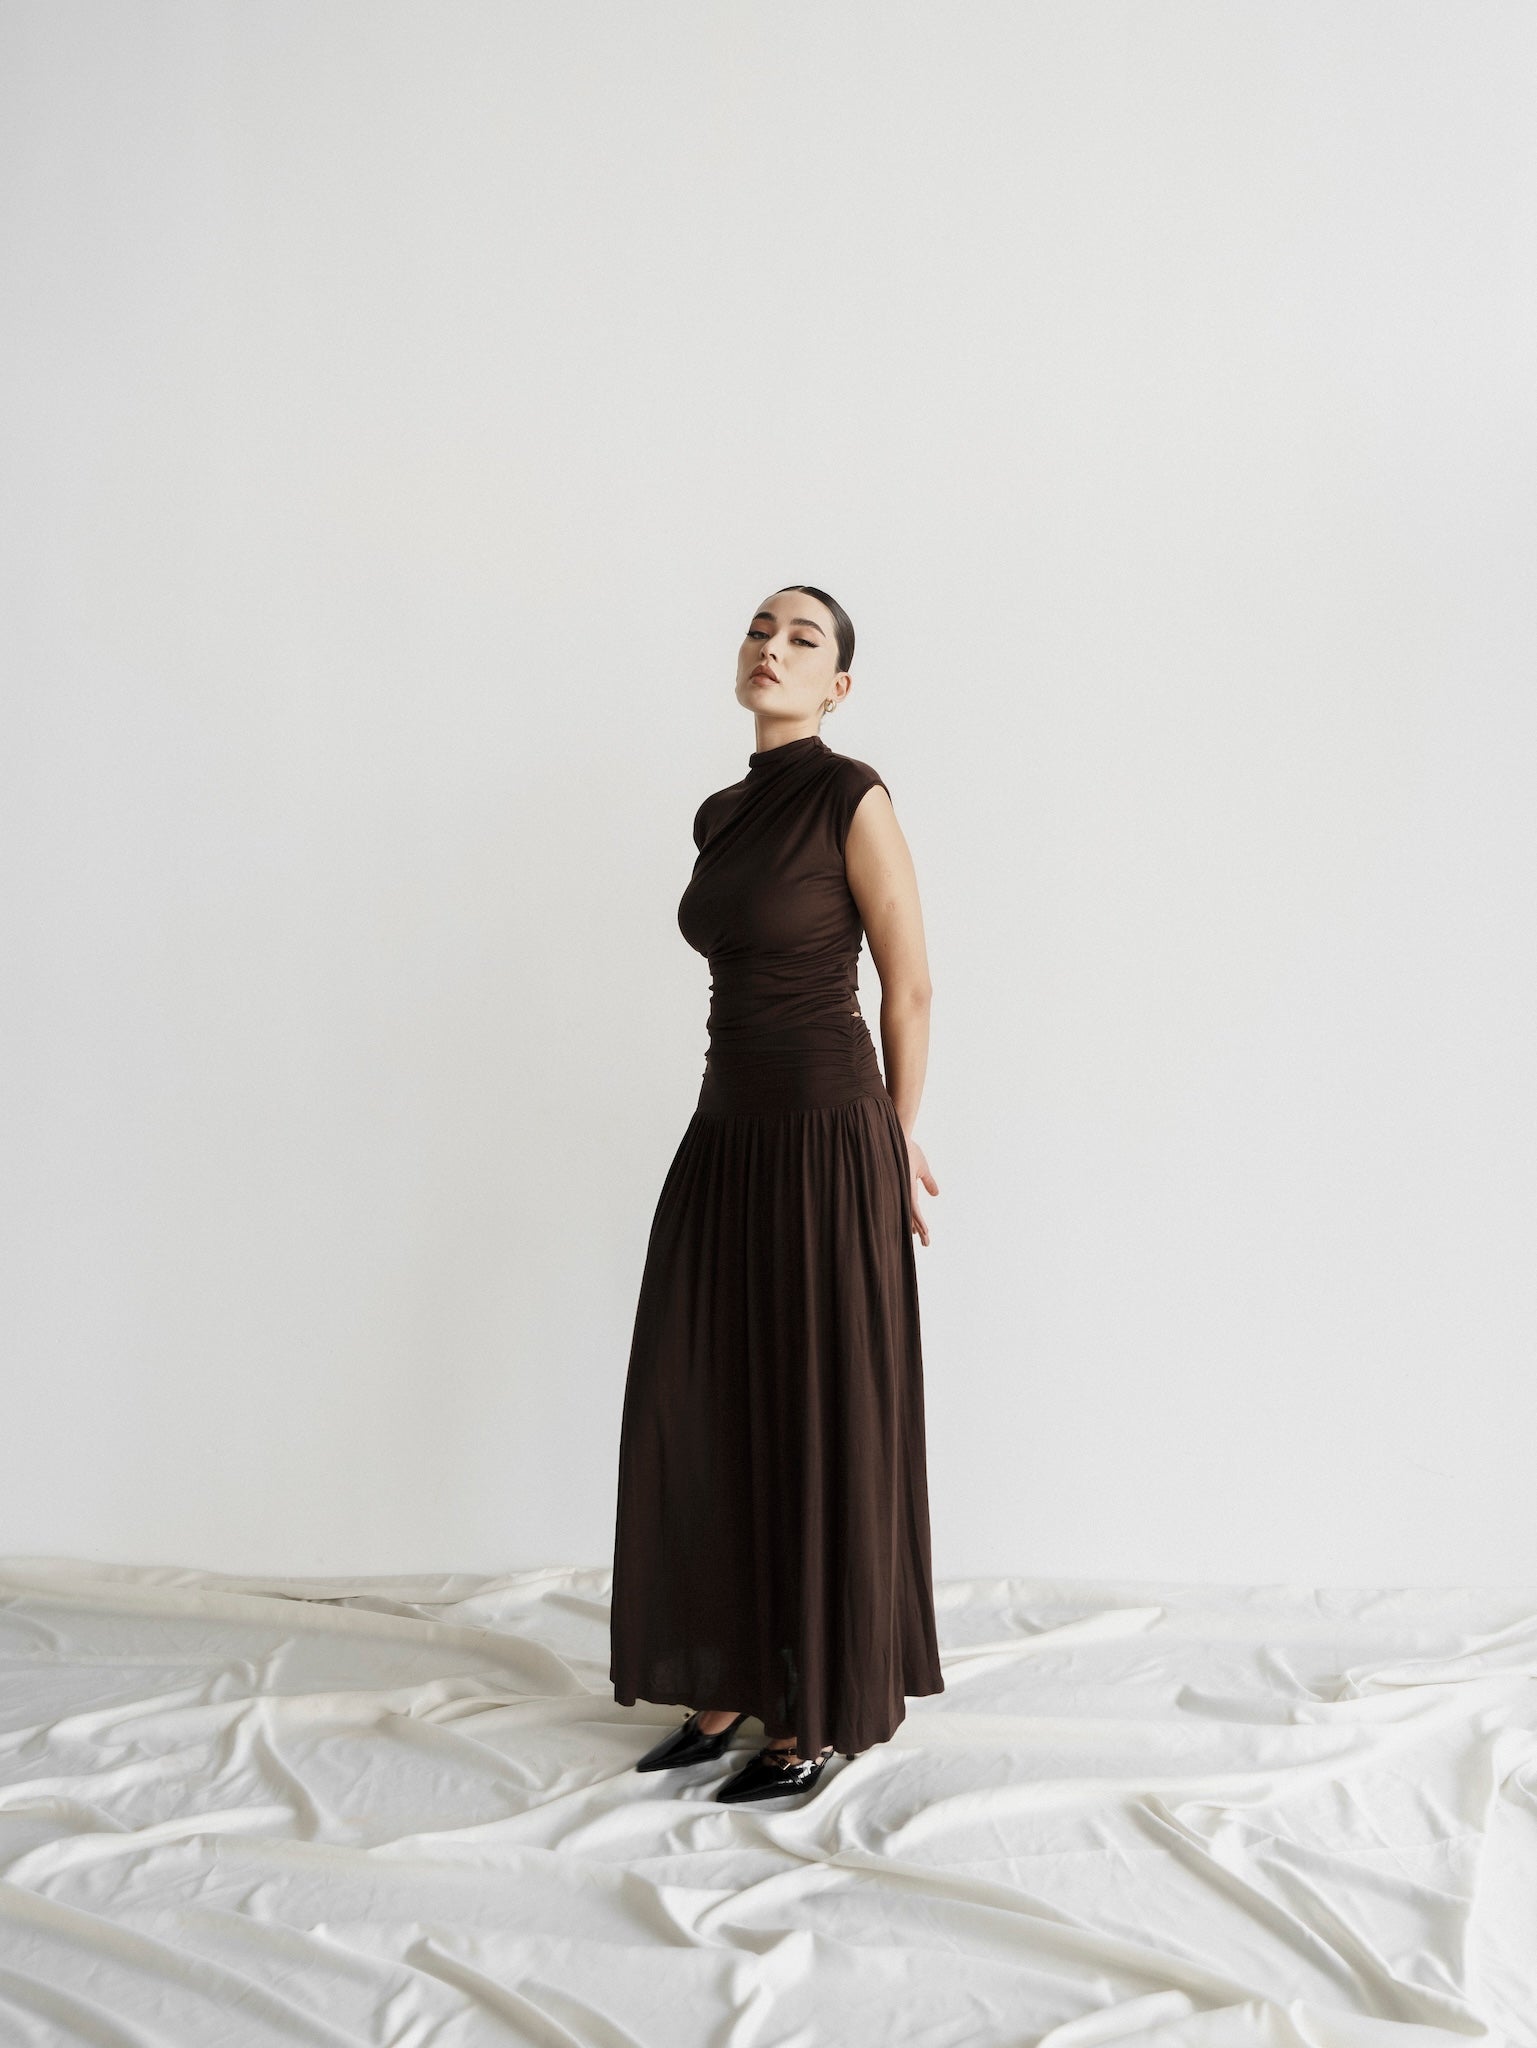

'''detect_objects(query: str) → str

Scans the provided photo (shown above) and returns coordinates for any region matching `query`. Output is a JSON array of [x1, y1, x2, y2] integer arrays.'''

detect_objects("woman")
[[609, 583, 944, 1803]]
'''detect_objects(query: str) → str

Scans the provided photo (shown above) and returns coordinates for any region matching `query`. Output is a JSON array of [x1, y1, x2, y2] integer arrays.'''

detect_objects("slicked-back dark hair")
[[772, 584, 855, 675]]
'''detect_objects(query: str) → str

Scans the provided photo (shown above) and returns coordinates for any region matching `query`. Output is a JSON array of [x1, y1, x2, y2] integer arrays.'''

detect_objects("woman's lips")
[[750, 670, 778, 683]]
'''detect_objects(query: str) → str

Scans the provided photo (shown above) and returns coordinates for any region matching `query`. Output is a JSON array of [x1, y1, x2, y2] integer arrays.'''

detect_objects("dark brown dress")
[[608, 731, 944, 1758]]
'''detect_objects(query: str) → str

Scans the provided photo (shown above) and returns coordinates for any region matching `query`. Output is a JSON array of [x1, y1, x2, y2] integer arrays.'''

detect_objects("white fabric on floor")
[[0, 1559, 1532, 2046]]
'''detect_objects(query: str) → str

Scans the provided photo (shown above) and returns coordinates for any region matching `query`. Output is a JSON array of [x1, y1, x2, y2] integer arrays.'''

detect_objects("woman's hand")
[[905, 1133, 939, 1247]]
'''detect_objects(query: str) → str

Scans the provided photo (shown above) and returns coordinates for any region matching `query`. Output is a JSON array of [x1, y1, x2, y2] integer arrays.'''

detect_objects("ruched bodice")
[[677, 733, 889, 1102]]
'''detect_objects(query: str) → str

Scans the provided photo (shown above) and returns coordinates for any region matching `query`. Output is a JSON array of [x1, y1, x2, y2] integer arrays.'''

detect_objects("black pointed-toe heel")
[[634, 1708, 748, 1772], [715, 1741, 838, 1803]]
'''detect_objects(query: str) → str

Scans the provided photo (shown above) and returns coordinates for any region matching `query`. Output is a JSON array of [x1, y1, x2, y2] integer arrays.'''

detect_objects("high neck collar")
[[746, 732, 828, 777]]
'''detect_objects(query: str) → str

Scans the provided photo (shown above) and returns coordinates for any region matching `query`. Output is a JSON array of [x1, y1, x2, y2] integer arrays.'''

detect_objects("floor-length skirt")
[[609, 1024, 944, 1759]]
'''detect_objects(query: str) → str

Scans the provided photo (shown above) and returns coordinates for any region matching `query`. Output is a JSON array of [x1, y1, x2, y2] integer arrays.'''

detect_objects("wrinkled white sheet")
[[0, 1559, 1532, 2047]]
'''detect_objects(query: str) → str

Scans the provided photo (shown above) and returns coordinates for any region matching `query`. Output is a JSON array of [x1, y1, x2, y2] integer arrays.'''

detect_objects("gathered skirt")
[[609, 1021, 944, 1758]]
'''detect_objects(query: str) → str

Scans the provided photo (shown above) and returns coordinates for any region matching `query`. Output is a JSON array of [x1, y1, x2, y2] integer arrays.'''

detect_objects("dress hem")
[[610, 1671, 947, 1756]]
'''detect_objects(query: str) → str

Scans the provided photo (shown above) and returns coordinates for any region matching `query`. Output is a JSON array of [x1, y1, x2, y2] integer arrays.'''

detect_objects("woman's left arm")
[[845, 786, 940, 1246]]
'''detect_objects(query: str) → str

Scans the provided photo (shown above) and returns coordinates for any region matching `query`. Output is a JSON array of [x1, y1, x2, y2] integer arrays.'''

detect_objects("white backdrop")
[[3, 1, 1533, 1586]]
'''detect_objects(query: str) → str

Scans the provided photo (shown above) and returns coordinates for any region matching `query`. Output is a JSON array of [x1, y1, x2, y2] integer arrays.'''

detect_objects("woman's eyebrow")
[[752, 611, 826, 634]]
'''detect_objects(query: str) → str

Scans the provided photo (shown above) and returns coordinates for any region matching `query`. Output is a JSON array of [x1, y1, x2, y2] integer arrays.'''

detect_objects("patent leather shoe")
[[633, 1708, 748, 1772], [715, 1741, 837, 1802]]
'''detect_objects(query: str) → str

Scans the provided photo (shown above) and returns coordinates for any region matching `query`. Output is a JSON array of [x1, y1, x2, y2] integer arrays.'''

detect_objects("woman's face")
[[735, 592, 847, 728]]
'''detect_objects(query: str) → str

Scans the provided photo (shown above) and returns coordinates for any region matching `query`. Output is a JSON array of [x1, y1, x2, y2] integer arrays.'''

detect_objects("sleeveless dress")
[[608, 731, 944, 1759]]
